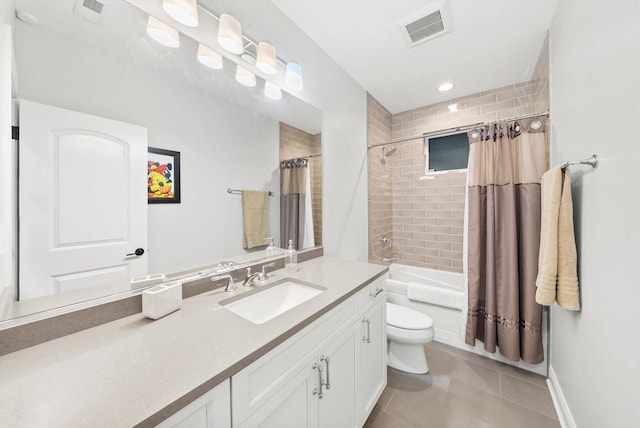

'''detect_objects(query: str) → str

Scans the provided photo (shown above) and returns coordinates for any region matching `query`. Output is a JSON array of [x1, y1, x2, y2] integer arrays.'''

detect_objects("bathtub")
[[385, 264, 466, 347], [386, 263, 548, 376]]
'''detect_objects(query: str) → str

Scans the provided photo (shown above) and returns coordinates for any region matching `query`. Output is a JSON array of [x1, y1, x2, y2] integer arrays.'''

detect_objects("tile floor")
[[364, 342, 560, 428]]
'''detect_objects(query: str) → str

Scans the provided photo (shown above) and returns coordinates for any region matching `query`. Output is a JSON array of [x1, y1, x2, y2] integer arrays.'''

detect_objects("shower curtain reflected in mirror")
[[280, 158, 313, 250], [466, 116, 548, 364]]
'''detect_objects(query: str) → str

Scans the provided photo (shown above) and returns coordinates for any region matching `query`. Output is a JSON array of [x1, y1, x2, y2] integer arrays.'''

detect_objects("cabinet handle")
[[369, 287, 383, 298], [320, 355, 331, 390], [312, 362, 324, 399], [362, 318, 371, 343]]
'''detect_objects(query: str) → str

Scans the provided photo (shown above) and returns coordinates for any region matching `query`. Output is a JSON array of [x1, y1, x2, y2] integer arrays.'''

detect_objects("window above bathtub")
[[421, 131, 469, 178]]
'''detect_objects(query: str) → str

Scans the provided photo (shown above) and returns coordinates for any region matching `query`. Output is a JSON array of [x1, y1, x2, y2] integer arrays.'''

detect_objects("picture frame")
[[148, 147, 181, 204]]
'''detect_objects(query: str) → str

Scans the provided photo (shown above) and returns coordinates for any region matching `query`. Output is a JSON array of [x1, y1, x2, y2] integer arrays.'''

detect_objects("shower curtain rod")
[[281, 154, 322, 162], [367, 110, 550, 150]]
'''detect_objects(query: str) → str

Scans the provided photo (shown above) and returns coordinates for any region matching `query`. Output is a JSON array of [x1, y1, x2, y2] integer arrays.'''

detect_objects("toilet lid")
[[386, 302, 433, 330]]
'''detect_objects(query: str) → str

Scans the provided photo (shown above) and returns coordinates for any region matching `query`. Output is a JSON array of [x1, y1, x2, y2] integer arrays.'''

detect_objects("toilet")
[[386, 302, 435, 374]]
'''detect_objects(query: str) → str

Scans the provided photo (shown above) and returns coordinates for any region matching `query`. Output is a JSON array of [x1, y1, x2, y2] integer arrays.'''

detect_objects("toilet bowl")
[[386, 302, 434, 374]]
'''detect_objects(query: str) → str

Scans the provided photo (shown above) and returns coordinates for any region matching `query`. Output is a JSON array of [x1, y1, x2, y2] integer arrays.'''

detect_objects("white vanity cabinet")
[[157, 379, 231, 428], [231, 277, 386, 428], [356, 283, 387, 426]]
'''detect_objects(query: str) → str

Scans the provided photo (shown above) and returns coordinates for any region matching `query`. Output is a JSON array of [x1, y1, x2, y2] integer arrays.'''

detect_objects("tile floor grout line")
[[383, 386, 398, 412]]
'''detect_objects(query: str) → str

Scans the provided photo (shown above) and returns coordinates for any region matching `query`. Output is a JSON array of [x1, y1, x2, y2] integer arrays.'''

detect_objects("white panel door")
[[19, 100, 147, 300]]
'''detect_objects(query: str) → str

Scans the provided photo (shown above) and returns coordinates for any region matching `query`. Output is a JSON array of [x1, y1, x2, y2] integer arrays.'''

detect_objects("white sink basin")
[[221, 279, 325, 324]]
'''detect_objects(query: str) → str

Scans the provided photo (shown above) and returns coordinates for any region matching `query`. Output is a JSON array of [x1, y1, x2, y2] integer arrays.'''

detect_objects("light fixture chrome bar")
[[368, 110, 550, 150], [198, 3, 288, 67]]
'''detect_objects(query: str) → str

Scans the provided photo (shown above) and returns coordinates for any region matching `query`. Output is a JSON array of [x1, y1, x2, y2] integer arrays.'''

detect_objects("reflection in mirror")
[[7, 0, 322, 317]]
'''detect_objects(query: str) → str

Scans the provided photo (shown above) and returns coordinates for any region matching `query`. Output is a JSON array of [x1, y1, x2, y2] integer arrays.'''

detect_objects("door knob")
[[126, 248, 145, 257]]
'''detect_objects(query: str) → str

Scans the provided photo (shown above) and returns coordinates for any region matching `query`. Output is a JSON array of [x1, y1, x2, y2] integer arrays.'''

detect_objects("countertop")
[[0, 257, 387, 427]]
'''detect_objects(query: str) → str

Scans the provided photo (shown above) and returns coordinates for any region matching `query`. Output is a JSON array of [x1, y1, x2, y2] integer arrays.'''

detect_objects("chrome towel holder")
[[561, 154, 598, 170], [227, 188, 275, 196]]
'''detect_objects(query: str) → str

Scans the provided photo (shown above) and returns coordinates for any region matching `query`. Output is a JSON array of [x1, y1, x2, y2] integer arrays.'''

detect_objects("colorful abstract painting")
[[148, 147, 180, 204]]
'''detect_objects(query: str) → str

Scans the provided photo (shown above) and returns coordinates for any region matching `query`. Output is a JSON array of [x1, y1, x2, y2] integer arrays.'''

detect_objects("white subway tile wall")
[[367, 66, 549, 272], [279, 122, 322, 246]]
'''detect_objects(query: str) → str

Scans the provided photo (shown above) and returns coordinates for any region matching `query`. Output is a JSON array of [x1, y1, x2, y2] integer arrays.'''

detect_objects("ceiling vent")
[[74, 0, 107, 24], [397, 0, 454, 48]]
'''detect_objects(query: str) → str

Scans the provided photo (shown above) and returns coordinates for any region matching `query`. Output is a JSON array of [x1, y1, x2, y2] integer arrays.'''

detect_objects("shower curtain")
[[280, 158, 307, 250], [465, 116, 548, 364]]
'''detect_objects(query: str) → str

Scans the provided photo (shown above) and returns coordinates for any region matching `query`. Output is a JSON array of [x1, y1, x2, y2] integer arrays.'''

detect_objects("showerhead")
[[382, 146, 396, 157]]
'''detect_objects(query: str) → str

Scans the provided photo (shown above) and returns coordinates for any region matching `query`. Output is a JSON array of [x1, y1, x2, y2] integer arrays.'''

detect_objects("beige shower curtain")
[[466, 116, 548, 364], [280, 158, 307, 250]]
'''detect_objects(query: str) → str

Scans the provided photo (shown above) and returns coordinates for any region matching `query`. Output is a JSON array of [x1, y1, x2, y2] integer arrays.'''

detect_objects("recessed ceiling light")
[[448, 103, 458, 112], [438, 82, 454, 92]]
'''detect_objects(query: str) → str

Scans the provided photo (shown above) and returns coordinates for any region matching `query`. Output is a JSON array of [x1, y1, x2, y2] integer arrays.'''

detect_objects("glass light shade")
[[264, 81, 282, 100], [197, 44, 223, 70], [162, 0, 198, 27], [285, 62, 303, 91], [235, 65, 256, 87], [146, 15, 180, 48], [256, 42, 277, 75], [218, 14, 243, 54]]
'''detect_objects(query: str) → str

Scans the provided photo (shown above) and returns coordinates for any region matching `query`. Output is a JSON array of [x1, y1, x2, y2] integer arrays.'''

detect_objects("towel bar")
[[561, 154, 598, 170], [227, 188, 275, 196]]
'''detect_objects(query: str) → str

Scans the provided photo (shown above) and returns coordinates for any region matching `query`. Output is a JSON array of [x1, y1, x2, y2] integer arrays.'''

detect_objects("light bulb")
[[256, 42, 277, 75], [146, 15, 180, 48], [235, 64, 256, 87], [218, 14, 243, 54], [264, 81, 282, 100], [285, 62, 303, 91], [162, 0, 198, 27], [197, 44, 223, 70]]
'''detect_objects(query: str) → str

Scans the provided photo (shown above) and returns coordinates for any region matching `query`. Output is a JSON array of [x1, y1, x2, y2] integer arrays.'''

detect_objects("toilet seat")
[[386, 302, 433, 330]]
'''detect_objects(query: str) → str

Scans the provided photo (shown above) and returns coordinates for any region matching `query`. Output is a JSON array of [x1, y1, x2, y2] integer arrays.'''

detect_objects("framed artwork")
[[148, 147, 181, 204]]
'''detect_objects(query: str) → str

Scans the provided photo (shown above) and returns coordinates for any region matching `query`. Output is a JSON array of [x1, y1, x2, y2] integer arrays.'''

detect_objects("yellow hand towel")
[[556, 170, 580, 310], [242, 190, 269, 249], [535, 167, 563, 305]]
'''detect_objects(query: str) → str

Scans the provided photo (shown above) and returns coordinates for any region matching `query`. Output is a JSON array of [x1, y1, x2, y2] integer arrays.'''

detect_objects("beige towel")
[[535, 167, 581, 310], [556, 170, 580, 310], [535, 167, 563, 305], [242, 190, 269, 249]]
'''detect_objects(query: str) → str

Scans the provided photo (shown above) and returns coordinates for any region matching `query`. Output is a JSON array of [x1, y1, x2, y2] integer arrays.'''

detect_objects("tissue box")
[[130, 273, 166, 290], [142, 281, 182, 319]]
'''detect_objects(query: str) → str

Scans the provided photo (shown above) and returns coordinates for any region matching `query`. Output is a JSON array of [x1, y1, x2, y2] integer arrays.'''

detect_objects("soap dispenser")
[[285, 239, 298, 273], [265, 237, 276, 257]]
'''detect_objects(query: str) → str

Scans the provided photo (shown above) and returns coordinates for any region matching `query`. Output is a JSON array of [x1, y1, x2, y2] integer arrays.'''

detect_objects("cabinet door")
[[238, 358, 319, 428], [318, 324, 359, 428], [358, 301, 387, 426], [157, 379, 231, 428]]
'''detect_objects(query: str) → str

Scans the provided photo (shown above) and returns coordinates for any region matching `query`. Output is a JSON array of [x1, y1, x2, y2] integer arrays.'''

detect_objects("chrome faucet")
[[259, 262, 276, 281], [211, 274, 237, 292], [243, 267, 261, 286]]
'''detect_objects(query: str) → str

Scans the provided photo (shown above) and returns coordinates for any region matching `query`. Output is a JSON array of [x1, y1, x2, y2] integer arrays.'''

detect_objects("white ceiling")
[[271, 0, 559, 114]]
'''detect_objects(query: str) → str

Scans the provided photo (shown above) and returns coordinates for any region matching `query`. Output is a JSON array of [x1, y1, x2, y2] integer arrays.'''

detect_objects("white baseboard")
[[547, 365, 576, 428]]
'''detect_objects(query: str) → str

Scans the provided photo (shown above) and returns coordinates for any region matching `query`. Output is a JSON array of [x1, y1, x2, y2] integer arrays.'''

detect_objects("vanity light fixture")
[[218, 14, 244, 55], [162, 0, 199, 27], [264, 81, 282, 100], [235, 64, 256, 87], [285, 62, 303, 91], [197, 43, 223, 69], [256, 42, 278, 75], [146, 15, 180, 48], [438, 82, 454, 92]]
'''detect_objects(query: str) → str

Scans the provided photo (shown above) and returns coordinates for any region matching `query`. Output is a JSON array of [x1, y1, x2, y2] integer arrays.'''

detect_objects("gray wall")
[[549, 1, 640, 426]]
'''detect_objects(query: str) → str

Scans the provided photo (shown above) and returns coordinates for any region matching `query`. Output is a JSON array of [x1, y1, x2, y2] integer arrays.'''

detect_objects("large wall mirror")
[[5, 0, 322, 319]]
